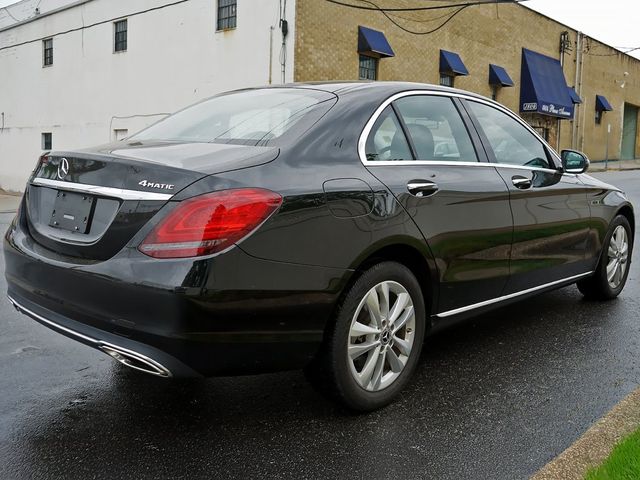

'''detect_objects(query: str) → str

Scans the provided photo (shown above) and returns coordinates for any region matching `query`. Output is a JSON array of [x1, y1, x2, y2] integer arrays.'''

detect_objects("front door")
[[362, 94, 513, 314], [463, 99, 592, 294]]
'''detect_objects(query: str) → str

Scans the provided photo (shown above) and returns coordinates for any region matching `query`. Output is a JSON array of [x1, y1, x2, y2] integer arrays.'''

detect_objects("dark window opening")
[[42, 132, 52, 150], [439, 74, 454, 88], [359, 55, 378, 81], [596, 110, 603, 125], [114, 19, 127, 52], [217, 0, 237, 30], [43, 38, 53, 66]]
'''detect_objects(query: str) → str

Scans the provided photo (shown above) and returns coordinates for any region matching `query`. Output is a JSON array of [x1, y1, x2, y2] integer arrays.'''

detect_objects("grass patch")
[[585, 428, 640, 479]]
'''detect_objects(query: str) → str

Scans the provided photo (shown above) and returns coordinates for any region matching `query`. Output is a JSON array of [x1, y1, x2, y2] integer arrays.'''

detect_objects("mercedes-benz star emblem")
[[57, 158, 69, 180]]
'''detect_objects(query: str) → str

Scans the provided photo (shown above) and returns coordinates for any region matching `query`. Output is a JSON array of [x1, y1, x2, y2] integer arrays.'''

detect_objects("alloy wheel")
[[347, 281, 416, 392], [606, 225, 629, 289]]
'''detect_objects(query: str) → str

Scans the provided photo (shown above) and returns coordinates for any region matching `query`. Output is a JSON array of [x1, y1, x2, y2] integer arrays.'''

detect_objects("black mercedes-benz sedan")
[[5, 82, 634, 411]]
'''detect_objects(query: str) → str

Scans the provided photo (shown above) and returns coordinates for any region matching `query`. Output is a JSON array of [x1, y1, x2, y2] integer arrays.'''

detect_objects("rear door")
[[463, 99, 591, 294], [361, 93, 513, 315]]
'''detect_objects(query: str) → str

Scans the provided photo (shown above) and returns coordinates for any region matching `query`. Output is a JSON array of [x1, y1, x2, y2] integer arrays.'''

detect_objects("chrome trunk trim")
[[31, 178, 173, 201]]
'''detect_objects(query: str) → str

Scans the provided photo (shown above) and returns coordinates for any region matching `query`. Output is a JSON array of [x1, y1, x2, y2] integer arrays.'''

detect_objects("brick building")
[[293, 0, 640, 162]]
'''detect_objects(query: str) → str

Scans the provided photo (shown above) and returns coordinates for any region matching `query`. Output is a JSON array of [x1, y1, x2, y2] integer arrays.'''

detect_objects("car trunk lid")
[[25, 141, 279, 260]]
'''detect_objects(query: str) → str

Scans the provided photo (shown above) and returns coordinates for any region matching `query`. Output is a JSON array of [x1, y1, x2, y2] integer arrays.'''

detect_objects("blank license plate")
[[49, 191, 96, 234]]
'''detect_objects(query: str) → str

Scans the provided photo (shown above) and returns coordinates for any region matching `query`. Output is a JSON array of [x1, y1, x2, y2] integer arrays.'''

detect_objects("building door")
[[621, 103, 638, 160]]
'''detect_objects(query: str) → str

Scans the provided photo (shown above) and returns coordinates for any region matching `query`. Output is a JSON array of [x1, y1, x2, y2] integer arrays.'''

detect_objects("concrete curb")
[[531, 388, 640, 480]]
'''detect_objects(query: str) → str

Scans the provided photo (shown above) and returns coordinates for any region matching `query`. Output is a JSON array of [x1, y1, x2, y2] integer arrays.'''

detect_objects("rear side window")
[[466, 101, 551, 169], [364, 106, 412, 162], [131, 88, 336, 146], [393, 96, 477, 162]]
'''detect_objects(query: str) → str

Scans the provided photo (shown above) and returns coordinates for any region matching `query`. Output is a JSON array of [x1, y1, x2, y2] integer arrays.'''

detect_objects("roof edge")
[[0, 0, 93, 34]]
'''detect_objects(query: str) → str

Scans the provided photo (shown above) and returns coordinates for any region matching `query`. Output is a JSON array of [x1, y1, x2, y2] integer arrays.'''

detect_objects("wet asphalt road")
[[1, 170, 639, 480]]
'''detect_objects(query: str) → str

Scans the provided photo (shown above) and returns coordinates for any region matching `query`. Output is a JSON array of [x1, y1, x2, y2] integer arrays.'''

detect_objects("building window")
[[114, 129, 129, 141], [595, 110, 603, 125], [114, 19, 127, 52], [359, 55, 377, 81], [43, 38, 53, 66], [532, 126, 550, 142], [42, 133, 52, 150], [439, 73, 454, 88], [217, 0, 237, 30]]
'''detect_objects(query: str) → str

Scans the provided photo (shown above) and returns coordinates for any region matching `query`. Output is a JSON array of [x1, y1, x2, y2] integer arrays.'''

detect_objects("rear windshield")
[[131, 88, 336, 146]]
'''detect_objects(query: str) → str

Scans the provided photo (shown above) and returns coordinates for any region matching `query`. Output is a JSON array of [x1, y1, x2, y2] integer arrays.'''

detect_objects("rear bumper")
[[8, 292, 195, 377], [4, 221, 352, 376]]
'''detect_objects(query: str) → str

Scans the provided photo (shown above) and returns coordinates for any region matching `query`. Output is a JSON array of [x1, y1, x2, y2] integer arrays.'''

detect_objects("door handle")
[[407, 181, 439, 197], [511, 176, 532, 190]]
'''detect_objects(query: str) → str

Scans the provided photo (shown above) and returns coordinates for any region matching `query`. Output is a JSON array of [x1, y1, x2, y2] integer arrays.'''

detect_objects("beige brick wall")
[[294, 0, 640, 161]]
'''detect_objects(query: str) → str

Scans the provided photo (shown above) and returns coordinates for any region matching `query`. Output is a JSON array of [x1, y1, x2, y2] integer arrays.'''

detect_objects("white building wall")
[[0, 0, 296, 192]]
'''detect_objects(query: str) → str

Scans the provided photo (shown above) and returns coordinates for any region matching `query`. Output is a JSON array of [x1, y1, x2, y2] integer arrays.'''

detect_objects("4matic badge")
[[138, 180, 175, 190]]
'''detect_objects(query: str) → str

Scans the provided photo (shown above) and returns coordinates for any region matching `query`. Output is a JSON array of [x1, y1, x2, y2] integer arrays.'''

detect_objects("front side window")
[[467, 101, 552, 169], [394, 96, 477, 162], [359, 55, 378, 81], [364, 106, 412, 162], [43, 38, 53, 66], [114, 19, 127, 52], [217, 0, 237, 30], [131, 88, 336, 146]]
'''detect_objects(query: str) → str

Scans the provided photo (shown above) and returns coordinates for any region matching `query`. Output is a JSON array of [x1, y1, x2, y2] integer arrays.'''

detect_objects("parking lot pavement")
[[0, 194, 21, 213], [0, 170, 639, 480]]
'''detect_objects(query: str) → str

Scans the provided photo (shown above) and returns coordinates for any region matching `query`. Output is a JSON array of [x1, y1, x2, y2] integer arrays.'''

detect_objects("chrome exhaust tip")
[[99, 343, 172, 378]]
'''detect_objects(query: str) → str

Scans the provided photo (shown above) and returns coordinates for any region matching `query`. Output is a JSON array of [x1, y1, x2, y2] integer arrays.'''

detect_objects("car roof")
[[280, 81, 493, 103]]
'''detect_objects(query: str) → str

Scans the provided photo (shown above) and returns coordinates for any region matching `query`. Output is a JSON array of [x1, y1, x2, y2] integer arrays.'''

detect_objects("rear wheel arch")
[[327, 242, 437, 337], [354, 244, 435, 313]]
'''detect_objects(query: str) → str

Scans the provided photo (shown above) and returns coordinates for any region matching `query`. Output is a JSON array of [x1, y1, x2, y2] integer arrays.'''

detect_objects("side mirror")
[[561, 149, 590, 174]]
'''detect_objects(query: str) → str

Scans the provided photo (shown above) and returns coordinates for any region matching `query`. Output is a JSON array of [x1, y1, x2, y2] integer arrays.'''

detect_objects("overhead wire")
[[0, 0, 191, 52], [324, 0, 527, 35], [324, 0, 527, 12]]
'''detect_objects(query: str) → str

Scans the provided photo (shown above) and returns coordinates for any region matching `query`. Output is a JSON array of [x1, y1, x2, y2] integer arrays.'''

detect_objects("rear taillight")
[[138, 188, 282, 259]]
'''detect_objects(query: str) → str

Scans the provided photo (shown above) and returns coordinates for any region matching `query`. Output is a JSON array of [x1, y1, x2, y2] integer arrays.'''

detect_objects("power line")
[[0, 0, 191, 52], [382, 4, 471, 35], [387, 6, 468, 24], [324, 0, 526, 12], [324, 0, 526, 35], [1, 6, 21, 22], [585, 46, 640, 57]]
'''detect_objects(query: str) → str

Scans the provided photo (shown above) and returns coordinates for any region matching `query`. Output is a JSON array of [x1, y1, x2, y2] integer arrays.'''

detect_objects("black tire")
[[577, 214, 633, 300], [306, 261, 426, 412]]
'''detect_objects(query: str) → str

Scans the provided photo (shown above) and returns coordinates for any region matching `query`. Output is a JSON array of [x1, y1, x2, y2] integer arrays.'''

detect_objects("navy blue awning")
[[358, 26, 394, 58], [489, 64, 514, 87], [595, 94, 613, 111], [440, 50, 468, 76], [567, 87, 582, 104], [519, 48, 574, 119]]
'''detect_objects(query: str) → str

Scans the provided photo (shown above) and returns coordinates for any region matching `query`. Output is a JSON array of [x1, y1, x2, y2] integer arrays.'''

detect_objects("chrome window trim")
[[358, 89, 568, 174], [360, 159, 563, 175], [436, 271, 593, 318], [31, 178, 173, 201]]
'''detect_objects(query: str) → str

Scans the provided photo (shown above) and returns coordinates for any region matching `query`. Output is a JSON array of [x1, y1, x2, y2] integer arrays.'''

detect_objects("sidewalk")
[[0, 193, 22, 214], [532, 387, 640, 479], [589, 158, 640, 172]]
